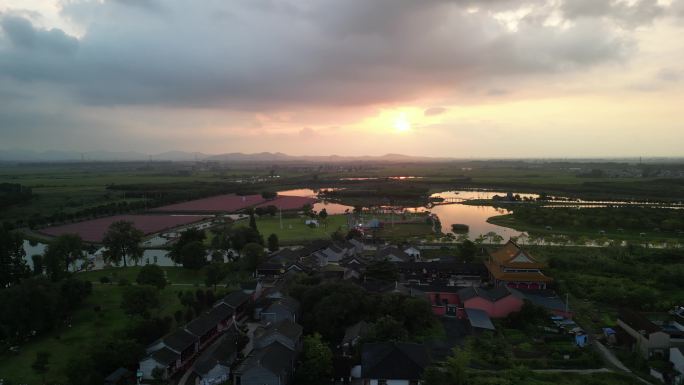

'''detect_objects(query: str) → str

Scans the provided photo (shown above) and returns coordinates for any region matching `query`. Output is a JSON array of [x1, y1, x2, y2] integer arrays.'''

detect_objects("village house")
[[396, 261, 486, 286], [458, 286, 524, 318], [253, 319, 303, 352], [185, 313, 223, 350], [670, 347, 684, 384], [193, 324, 241, 385], [259, 296, 300, 324], [376, 246, 413, 262], [233, 342, 297, 385], [140, 329, 199, 380], [617, 309, 671, 358], [359, 342, 431, 385], [485, 240, 553, 289], [403, 246, 421, 260], [215, 290, 251, 319], [408, 282, 462, 317]]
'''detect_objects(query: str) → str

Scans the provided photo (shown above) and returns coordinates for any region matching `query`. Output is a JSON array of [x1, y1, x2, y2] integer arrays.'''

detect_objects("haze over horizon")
[[2, 0, 684, 158]]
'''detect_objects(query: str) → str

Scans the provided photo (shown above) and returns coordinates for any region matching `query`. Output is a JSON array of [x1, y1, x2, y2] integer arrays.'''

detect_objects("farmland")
[[38, 214, 211, 243]]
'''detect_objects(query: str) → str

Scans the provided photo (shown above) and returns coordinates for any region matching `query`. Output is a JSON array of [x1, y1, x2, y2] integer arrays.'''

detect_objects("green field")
[[0, 265, 248, 384], [238, 214, 350, 243], [0, 284, 183, 384], [488, 214, 684, 245]]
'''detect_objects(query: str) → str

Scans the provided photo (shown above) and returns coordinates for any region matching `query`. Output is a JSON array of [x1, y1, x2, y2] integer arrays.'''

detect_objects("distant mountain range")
[[0, 149, 452, 163]]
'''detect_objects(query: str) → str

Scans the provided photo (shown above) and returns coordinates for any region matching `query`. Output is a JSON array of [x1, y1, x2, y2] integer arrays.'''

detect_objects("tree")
[[136, 264, 167, 289], [205, 263, 227, 289], [170, 228, 206, 264], [457, 239, 476, 262], [31, 254, 44, 275], [249, 209, 258, 231], [229, 226, 263, 252], [367, 315, 409, 342], [0, 224, 29, 287], [47, 234, 85, 272], [365, 259, 399, 282], [241, 243, 265, 271], [267, 233, 279, 252], [102, 221, 144, 267], [444, 347, 470, 385], [31, 351, 50, 384], [180, 241, 208, 270], [296, 333, 333, 385], [121, 285, 160, 318], [319, 208, 328, 221]]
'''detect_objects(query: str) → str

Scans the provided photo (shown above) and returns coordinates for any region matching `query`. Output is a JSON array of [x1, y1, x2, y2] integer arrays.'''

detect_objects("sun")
[[393, 113, 411, 133]]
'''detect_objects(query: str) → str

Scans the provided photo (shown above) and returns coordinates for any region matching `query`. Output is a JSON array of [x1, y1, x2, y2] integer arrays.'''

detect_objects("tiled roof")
[[458, 286, 515, 302], [163, 329, 197, 353], [222, 290, 250, 308], [362, 342, 430, 380], [151, 347, 180, 366], [185, 314, 220, 337], [485, 261, 553, 282], [619, 309, 661, 334], [488, 240, 545, 269]]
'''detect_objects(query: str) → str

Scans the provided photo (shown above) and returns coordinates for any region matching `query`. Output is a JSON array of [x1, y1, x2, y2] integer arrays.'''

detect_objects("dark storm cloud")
[[0, 0, 649, 110]]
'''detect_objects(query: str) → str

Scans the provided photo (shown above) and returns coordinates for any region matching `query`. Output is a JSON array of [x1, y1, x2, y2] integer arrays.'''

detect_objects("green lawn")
[[488, 214, 683, 245], [0, 263, 249, 384], [241, 214, 350, 243], [77, 265, 208, 285], [376, 223, 435, 240], [0, 284, 184, 384]]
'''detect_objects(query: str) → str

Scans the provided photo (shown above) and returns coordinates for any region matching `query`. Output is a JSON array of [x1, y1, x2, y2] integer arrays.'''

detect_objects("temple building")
[[485, 240, 553, 290]]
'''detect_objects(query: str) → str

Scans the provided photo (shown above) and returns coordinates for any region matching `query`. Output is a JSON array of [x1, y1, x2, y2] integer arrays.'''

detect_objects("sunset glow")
[[1, 0, 683, 157], [393, 113, 411, 133]]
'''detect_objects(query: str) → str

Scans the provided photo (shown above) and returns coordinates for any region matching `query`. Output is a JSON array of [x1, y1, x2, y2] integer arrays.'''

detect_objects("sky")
[[1, 0, 683, 158]]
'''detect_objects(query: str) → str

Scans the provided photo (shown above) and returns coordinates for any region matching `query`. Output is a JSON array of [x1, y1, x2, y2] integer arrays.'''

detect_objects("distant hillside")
[[0, 149, 452, 163]]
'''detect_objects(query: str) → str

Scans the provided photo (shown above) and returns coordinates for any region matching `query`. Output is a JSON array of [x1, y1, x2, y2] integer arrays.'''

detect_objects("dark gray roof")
[[222, 290, 250, 309], [237, 342, 295, 377], [362, 342, 430, 380], [163, 329, 198, 352], [458, 286, 512, 302], [256, 319, 303, 343], [514, 290, 569, 312], [465, 308, 496, 330], [377, 247, 411, 262], [151, 347, 180, 366], [194, 326, 240, 376], [105, 367, 132, 383], [185, 314, 220, 337], [240, 280, 259, 290], [209, 303, 234, 320], [619, 309, 661, 334]]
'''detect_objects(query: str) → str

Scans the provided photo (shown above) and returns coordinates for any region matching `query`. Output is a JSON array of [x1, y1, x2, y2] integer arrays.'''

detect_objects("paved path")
[[595, 341, 631, 372], [532, 368, 612, 374]]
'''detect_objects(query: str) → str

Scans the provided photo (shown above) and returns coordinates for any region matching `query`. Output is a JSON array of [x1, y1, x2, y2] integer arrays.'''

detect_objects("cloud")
[[424, 107, 447, 116], [0, 0, 638, 110]]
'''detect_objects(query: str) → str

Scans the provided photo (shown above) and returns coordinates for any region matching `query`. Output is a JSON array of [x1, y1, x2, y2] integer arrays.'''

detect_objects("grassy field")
[[488, 214, 684, 245], [376, 223, 435, 241], [0, 265, 247, 384], [239, 214, 350, 243], [0, 284, 183, 384]]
